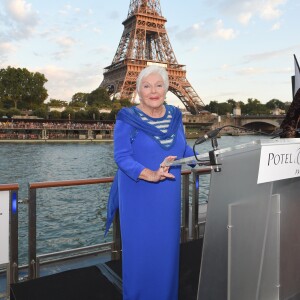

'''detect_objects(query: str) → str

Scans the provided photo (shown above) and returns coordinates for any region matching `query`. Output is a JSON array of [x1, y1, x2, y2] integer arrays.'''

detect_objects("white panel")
[[0, 191, 9, 265]]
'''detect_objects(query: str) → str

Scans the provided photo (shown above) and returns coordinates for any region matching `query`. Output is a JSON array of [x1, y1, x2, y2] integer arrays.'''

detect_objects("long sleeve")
[[114, 119, 145, 181], [183, 142, 194, 158], [180, 121, 194, 158]]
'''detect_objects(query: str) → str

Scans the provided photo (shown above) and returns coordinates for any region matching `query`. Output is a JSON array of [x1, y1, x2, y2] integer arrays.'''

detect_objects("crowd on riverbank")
[[0, 120, 114, 140], [0, 120, 114, 130]]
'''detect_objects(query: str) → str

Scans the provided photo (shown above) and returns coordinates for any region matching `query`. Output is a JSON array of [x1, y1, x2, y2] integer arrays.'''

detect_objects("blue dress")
[[113, 106, 194, 300]]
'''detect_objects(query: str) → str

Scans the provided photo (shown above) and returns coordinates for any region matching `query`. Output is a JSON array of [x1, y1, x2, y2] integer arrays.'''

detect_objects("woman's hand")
[[139, 156, 177, 182]]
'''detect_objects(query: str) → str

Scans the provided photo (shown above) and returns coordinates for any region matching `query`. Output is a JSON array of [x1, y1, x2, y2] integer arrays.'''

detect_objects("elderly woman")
[[106, 65, 195, 300]]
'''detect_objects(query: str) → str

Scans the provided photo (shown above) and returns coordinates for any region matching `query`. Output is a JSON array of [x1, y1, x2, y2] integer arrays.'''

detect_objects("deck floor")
[[10, 239, 203, 300]]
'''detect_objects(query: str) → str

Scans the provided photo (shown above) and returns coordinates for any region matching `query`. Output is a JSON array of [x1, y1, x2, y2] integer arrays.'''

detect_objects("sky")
[[0, 0, 300, 108]]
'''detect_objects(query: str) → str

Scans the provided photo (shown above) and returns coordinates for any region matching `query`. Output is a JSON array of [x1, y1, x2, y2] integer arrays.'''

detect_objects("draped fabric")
[[117, 105, 182, 142]]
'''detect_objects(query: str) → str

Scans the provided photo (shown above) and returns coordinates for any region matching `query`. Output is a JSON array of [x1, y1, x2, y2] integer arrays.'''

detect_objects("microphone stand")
[[208, 137, 221, 172]]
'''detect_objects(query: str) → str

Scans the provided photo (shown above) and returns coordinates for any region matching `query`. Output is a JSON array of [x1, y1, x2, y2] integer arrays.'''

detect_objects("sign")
[[257, 142, 300, 184], [0, 191, 9, 265]]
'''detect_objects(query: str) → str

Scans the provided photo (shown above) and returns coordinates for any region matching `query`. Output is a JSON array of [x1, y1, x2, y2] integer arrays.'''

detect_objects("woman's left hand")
[[138, 156, 177, 182], [157, 156, 177, 180]]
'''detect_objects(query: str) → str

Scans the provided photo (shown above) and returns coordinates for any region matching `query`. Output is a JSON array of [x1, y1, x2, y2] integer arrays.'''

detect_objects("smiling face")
[[138, 72, 167, 113]]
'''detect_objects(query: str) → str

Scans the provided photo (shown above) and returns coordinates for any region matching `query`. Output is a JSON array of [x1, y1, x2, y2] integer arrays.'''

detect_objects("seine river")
[[0, 135, 264, 265]]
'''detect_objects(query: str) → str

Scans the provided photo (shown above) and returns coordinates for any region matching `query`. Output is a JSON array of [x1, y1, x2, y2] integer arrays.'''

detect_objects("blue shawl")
[[104, 105, 182, 235]]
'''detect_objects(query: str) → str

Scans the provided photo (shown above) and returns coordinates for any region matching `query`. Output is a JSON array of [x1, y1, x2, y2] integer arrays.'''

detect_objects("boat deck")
[[9, 239, 203, 300]]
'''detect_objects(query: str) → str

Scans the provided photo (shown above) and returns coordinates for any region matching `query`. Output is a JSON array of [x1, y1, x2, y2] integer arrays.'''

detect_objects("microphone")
[[194, 128, 221, 145]]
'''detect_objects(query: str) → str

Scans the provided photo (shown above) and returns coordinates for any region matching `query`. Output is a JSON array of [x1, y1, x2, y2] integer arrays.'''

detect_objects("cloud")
[[5, 0, 38, 24], [52, 50, 72, 61], [0, 42, 17, 65], [56, 36, 76, 49], [214, 20, 238, 40], [36, 64, 102, 101], [236, 67, 266, 76], [219, 0, 287, 24], [108, 10, 120, 20], [271, 22, 281, 31], [259, 0, 285, 20], [0, 42, 17, 54], [1, 0, 39, 40], [243, 45, 300, 63], [187, 46, 200, 53], [238, 12, 252, 25], [93, 27, 102, 34], [50, 36, 77, 60], [176, 19, 238, 41]]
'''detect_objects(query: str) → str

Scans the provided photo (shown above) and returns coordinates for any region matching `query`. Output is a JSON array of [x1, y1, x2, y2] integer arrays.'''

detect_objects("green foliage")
[[107, 109, 120, 120], [99, 113, 111, 120], [0, 64, 287, 120], [75, 110, 88, 120], [48, 99, 68, 107], [118, 98, 133, 107], [33, 107, 48, 119], [6, 108, 21, 118], [265, 99, 285, 110], [243, 98, 270, 115], [61, 108, 75, 120], [86, 87, 111, 108], [70, 93, 88, 108], [205, 100, 219, 113], [0, 66, 48, 109], [48, 110, 61, 119], [86, 107, 100, 120], [227, 99, 237, 108], [204, 98, 280, 116], [0, 109, 7, 117], [217, 102, 232, 115]]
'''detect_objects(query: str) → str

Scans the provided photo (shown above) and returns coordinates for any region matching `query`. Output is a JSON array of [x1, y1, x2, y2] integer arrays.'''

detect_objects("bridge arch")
[[241, 119, 281, 127], [241, 120, 279, 133]]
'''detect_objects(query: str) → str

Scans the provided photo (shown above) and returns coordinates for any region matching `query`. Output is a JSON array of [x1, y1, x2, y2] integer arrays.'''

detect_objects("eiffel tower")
[[100, 0, 205, 114]]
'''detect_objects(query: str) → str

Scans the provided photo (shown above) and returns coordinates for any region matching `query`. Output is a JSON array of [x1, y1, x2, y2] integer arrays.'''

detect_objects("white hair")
[[136, 65, 169, 94]]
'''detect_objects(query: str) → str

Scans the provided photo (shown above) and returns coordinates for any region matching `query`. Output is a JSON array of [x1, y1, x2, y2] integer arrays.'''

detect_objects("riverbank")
[[0, 138, 113, 143]]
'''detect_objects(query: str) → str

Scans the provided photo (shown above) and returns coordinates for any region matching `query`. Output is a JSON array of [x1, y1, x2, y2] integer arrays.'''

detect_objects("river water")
[[0, 135, 264, 264]]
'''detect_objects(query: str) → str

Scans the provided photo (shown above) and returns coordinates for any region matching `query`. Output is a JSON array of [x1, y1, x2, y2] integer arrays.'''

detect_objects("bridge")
[[233, 115, 285, 132], [183, 114, 286, 135]]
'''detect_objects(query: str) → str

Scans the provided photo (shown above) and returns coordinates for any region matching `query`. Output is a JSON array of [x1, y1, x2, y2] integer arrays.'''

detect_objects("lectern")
[[195, 138, 300, 300]]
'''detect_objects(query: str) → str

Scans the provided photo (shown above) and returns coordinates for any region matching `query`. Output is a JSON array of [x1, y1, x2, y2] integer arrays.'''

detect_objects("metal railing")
[[27, 177, 115, 280], [1, 167, 212, 291]]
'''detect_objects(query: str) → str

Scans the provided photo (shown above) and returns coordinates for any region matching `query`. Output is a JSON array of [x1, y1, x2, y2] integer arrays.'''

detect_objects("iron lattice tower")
[[100, 0, 205, 114]]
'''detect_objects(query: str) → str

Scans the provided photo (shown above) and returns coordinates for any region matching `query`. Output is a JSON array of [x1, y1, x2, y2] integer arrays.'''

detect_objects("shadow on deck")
[[10, 239, 203, 300]]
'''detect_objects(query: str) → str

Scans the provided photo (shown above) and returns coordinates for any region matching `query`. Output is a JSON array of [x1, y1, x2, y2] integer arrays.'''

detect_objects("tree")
[[48, 110, 61, 119], [33, 107, 48, 119], [61, 108, 75, 120], [6, 108, 21, 118], [205, 101, 219, 114], [47, 99, 68, 107], [69, 92, 88, 108], [265, 99, 285, 110], [0, 66, 48, 109], [227, 99, 237, 107], [244, 98, 269, 115], [86, 107, 100, 120], [0, 109, 7, 117], [21, 72, 48, 109], [75, 110, 88, 120], [86, 87, 111, 108], [217, 102, 232, 115]]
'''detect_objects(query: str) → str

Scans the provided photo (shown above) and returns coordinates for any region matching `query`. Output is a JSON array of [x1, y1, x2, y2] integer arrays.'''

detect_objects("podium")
[[194, 138, 300, 300]]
